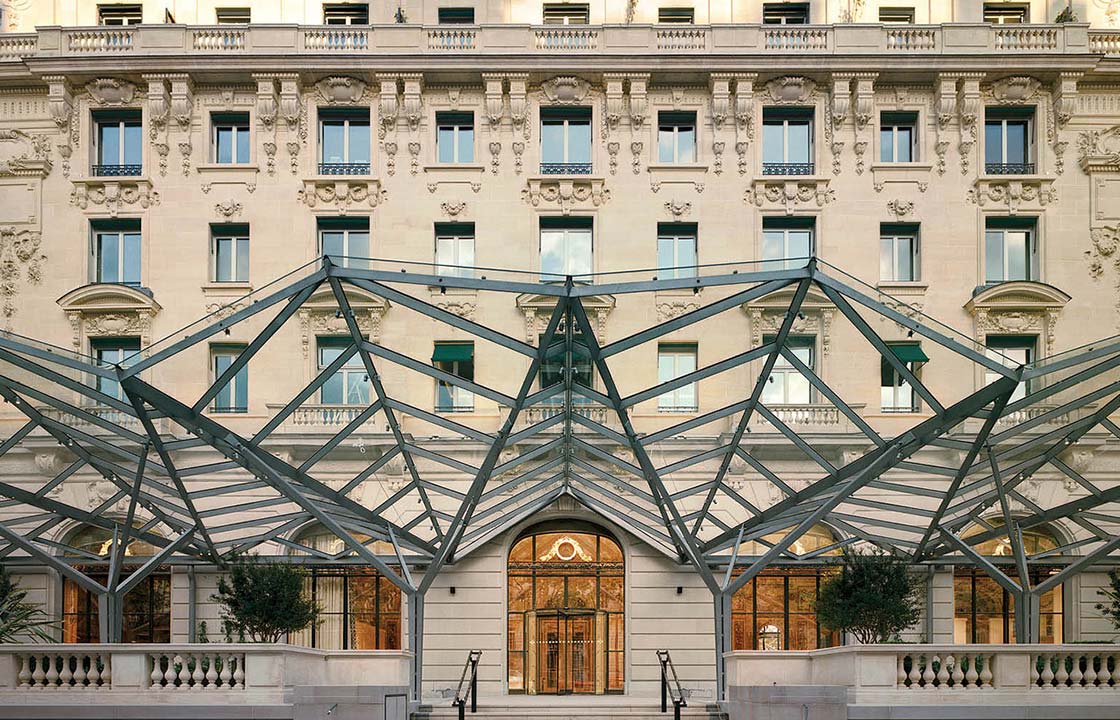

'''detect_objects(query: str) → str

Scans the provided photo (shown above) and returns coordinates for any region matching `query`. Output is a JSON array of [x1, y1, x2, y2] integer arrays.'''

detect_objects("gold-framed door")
[[531, 611, 597, 694]]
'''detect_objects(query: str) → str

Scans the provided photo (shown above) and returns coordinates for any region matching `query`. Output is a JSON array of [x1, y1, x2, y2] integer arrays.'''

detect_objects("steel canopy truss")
[[0, 255, 1118, 694]]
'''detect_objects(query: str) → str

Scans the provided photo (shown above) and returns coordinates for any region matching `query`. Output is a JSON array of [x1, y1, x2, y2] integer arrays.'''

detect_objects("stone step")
[[412, 702, 727, 720]]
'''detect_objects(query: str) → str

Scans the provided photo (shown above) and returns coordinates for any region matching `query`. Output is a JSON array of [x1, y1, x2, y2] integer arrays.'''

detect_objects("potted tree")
[[212, 557, 320, 643], [816, 547, 922, 644]]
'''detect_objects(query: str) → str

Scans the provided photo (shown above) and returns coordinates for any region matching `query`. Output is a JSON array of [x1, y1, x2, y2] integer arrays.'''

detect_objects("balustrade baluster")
[[1070, 655, 1085, 687], [58, 655, 73, 687], [1040, 654, 1055, 687], [979, 654, 993, 688], [164, 654, 178, 688], [897, 654, 907, 687], [949, 655, 964, 688], [232, 655, 245, 688], [206, 655, 219, 688], [964, 654, 979, 688], [151, 654, 164, 688], [17, 654, 30, 688], [219, 656, 232, 687], [908, 654, 923, 687], [1084, 655, 1097, 687], [1055, 654, 1069, 687], [45, 654, 59, 687], [935, 655, 949, 687]]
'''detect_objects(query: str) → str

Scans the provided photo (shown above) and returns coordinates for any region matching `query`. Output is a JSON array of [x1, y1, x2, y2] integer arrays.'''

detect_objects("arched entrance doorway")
[[507, 521, 624, 695]]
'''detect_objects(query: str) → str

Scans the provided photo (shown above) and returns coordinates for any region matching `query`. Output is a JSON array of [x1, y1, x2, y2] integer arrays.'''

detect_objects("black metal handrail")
[[762, 162, 814, 176], [540, 162, 592, 175], [92, 164, 143, 177], [453, 649, 481, 720], [657, 649, 686, 720], [318, 162, 371, 175], [985, 162, 1035, 175]]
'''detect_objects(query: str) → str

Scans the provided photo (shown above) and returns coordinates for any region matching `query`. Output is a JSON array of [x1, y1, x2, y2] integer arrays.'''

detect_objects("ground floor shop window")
[[731, 568, 839, 650]]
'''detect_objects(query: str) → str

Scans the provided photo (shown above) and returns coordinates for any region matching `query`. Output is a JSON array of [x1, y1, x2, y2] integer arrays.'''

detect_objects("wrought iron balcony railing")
[[318, 162, 371, 176], [92, 164, 143, 177], [985, 162, 1036, 175], [762, 162, 815, 176], [540, 162, 592, 175]]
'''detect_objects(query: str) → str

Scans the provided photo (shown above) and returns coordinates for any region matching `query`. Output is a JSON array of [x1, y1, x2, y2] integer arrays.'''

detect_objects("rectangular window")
[[657, 111, 697, 164], [93, 110, 142, 176], [542, 3, 590, 24], [91, 338, 140, 401], [763, 2, 810, 23], [762, 217, 814, 271], [319, 217, 370, 269], [880, 112, 917, 163], [91, 219, 141, 286], [984, 3, 1029, 23], [540, 217, 592, 282], [319, 339, 369, 405], [438, 7, 475, 23], [539, 331, 594, 399], [212, 346, 248, 413], [215, 7, 250, 23], [657, 223, 697, 280], [435, 222, 475, 278], [319, 109, 371, 174], [212, 113, 250, 164], [212, 224, 250, 283], [879, 6, 915, 23], [984, 107, 1033, 174], [985, 217, 1036, 283], [881, 343, 927, 412], [985, 336, 1035, 402], [540, 107, 592, 175], [323, 2, 369, 24], [762, 336, 814, 405], [880, 223, 919, 282], [98, 3, 142, 24], [436, 112, 475, 164], [762, 108, 813, 175], [658, 7, 695, 23], [658, 343, 698, 413], [433, 342, 475, 412]]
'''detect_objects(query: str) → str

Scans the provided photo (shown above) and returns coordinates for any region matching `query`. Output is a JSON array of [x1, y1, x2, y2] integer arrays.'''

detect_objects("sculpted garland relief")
[[0, 226, 45, 327]]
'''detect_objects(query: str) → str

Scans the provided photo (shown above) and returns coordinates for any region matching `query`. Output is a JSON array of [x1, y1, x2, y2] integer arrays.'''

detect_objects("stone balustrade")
[[0, 23, 1111, 62]]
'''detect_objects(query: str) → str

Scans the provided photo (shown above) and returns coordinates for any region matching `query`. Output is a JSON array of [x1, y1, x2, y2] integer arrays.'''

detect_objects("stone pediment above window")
[[57, 284, 161, 350], [965, 281, 1071, 355], [522, 177, 610, 216], [298, 178, 385, 214], [743, 286, 836, 355], [516, 292, 615, 345], [297, 286, 390, 358], [744, 177, 834, 215], [69, 178, 159, 217], [967, 177, 1056, 215]]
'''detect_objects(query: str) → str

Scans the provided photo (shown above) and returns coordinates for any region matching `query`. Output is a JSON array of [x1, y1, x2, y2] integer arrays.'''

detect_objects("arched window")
[[507, 522, 624, 695], [953, 520, 1063, 644], [61, 525, 170, 643], [730, 523, 841, 651], [287, 524, 401, 650]]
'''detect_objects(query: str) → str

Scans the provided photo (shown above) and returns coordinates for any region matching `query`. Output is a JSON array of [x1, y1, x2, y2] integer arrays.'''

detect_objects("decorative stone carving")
[[409, 141, 421, 175], [489, 141, 501, 174], [965, 282, 1070, 355], [989, 76, 1042, 104], [853, 140, 868, 175], [508, 74, 529, 138], [377, 75, 400, 139], [517, 293, 615, 345], [744, 287, 836, 356], [286, 140, 300, 174], [934, 140, 950, 175], [709, 74, 732, 130], [886, 199, 914, 218], [522, 178, 610, 215], [179, 141, 192, 175], [441, 201, 466, 218], [745, 178, 835, 214], [384, 141, 397, 176], [482, 74, 505, 131], [513, 141, 525, 175], [734, 74, 756, 143], [736, 141, 748, 176], [631, 141, 643, 174], [86, 78, 136, 106], [1078, 125, 1120, 173], [297, 179, 386, 212], [765, 76, 817, 105], [967, 178, 1056, 214], [957, 75, 983, 175], [169, 75, 194, 130], [853, 74, 876, 132], [0, 226, 45, 326], [1087, 225, 1120, 323], [69, 179, 159, 216], [214, 200, 242, 218], [253, 75, 279, 130], [401, 75, 424, 132], [58, 284, 162, 350], [434, 297, 476, 321], [298, 287, 390, 358], [656, 296, 701, 321], [607, 141, 619, 175], [277, 74, 301, 134], [144, 75, 170, 140], [263, 141, 277, 176], [0, 129, 51, 177], [542, 76, 591, 105], [315, 76, 367, 105], [44, 76, 75, 174], [628, 75, 648, 129], [1052, 72, 1081, 131], [830, 75, 852, 131], [712, 141, 725, 175], [665, 200, 691, 218], [604, 75, 626, 136]]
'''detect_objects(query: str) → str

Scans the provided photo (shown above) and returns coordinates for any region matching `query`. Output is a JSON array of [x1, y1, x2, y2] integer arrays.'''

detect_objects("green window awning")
[[889, 344, 929, 363], [432, 343, 474, 363]]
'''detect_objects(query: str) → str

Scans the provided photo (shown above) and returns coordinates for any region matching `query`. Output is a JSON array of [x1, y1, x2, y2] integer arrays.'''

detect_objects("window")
[[984, 3, 1029, 23], [212, 224, 250, 283], [93, 110, 142, 176], [435, 223, 475, 278], [433, 342, 475, 412], [658, 343, 698, 413], [658, 7, 695, 23], [984, 217, 1036, 283], [540, 217, 592, 281], [880, 224, 919, 282], [319, 109, 370, 175], [657, 112, 697, 164], [319, 218, 370, 269], [540, 107, 592, 174], [215, 7, 250, 23], [438, 7, 475, 23], [657, 223, 697, 280], [984, 107, 1034, 174], [212, 346, 248, 413], [880, 112, 917, 163], [879, 7, 915, 23], [761, 217, 814, 271], [985, 336, 1035, 402], [881, 343, 927, 413], [732, 568, 840, 651], [763, 2, 810, 24], [212, 112, 250, 164], [762, 336, 814, 405], [436, 112, 475, 164], [323, 2, 369, 24], [318, 339, 370, 405], [91, 219, 141, 286], [92, 338, 140, 402], [540, 332, 594, 398], [98, 4, 142, 25], [762, 108, 813, 175], [542, 3, 590, 24]]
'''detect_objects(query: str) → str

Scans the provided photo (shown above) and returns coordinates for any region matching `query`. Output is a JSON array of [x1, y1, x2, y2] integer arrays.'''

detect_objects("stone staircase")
[[411, 700, 727, 720]]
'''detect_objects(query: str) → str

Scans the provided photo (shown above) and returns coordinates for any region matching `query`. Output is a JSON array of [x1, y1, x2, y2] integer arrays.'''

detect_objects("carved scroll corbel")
[[377, 75, 400, 139], [482, 74, 505, 132]]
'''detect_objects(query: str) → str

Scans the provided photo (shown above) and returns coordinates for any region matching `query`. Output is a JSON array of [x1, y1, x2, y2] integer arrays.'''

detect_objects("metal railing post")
[[470, 654, 477, 714], [661, 658, 667, 712]]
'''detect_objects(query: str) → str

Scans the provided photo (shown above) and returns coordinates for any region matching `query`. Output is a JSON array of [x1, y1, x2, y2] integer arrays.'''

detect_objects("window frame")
[[658, 7, 695, 23], [323, 2, 370, 24], [97, 3, 143, 25], [657, 222, 698, 280], [762, 335, 815, 406], [318, 218, 371, 270], [436, 111, 475, 164], [657, 342, 698, 413], [92, 111, 143, 176], [91, 220, 142, 287], [657, 111, 698, 164], [761, 108, 814, 175], [984, 107, 1035, 174], [317, 337, 370, 406], [985, 335, 1036, 402], [212, 112, 251, 165], [91, 337, 141, 402], [879, 223, 920, 282], [539, 217, 593, 282], [880, 344, 924, 413], [318, 109, 371, 175], [761, 217, 815, 271], [542, 3, 590, 24], [879, 111, 918, 163], [983, 3, 1030, 24], [211, 224, 250, 284], [984, 217, 1037, 283], [539, 107, 593, 175], [433, 342, 475, 413], [762, 2, 810, 24], [878, 6, 916, 23], [435, 223, 475, 279], [215, 7, 251, 23], [211, 345, 249, 414], [437, 7, 476, 23]]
